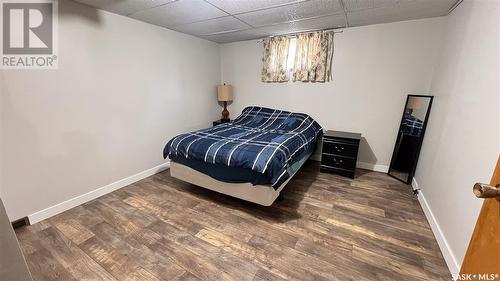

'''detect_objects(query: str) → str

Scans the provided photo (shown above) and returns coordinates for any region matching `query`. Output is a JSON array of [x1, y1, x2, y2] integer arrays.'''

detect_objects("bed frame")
[[169, 161, 294, 206]]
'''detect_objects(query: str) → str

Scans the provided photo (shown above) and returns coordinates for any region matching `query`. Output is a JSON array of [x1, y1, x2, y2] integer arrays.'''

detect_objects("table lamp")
[[217, 84, 233, 121]]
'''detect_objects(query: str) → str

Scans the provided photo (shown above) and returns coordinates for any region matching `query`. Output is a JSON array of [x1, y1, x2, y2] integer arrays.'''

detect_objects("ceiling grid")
[[73, 0, 460, 43]]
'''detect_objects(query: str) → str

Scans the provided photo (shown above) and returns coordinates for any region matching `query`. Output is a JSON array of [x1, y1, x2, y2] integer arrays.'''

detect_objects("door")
[[460, 156, 500, 276]]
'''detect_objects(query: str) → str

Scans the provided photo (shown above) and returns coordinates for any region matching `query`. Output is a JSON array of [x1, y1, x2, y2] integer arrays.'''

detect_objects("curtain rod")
[[256, 28, 343, 43]]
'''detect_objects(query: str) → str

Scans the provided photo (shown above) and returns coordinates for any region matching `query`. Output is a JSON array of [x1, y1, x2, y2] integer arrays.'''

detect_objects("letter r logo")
[[2, 2, 53, 54]]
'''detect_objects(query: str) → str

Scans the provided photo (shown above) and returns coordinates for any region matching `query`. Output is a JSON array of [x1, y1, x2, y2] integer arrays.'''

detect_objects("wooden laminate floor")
[[16, 162, 450, 281]]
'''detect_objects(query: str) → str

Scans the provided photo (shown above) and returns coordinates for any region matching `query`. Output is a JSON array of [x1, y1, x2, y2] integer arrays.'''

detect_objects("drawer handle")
[[334, 145, 345, 151]]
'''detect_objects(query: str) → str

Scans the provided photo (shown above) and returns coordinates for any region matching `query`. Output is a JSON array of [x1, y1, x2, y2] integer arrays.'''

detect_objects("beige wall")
[[220, 17, 445, 170], [0, 0, 221, 220], [415, 0, 500, 272]]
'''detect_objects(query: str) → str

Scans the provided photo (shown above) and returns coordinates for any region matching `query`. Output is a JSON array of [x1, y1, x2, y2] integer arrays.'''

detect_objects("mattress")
[[169, 143, 314, 187]]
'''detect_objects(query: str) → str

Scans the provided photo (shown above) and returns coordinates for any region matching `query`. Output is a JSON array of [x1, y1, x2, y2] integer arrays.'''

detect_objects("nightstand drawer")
[[321, 154, 356, 171], [322, 139, 358, 158]]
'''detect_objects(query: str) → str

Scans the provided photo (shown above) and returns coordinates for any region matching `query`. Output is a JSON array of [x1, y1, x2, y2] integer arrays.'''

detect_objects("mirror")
[[388, 95, 433, 184]]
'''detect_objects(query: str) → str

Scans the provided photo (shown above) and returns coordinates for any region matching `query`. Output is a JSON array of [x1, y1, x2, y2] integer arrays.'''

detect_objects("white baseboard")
[[28, 162, 170, 224], [356, 161, 389, 173], [412, 178, 460, 275]]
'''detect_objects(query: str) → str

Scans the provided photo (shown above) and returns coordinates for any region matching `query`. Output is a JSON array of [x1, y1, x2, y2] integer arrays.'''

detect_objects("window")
[[262, 32, 334, 83]]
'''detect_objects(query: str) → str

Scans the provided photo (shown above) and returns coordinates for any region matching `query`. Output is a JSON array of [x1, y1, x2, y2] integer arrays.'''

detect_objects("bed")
[[163, 106, 322, 206]]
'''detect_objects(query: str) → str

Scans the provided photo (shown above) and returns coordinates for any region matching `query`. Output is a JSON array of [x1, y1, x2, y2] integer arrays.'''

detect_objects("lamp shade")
[[217, 85, 233, 102]]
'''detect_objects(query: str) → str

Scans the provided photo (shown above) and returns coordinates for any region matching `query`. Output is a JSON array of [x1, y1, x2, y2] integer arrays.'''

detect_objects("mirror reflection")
[[389, 95, 433, 184]]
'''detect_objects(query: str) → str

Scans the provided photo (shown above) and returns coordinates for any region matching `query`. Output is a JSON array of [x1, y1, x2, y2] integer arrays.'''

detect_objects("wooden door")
[[460, 156, 500, 275]]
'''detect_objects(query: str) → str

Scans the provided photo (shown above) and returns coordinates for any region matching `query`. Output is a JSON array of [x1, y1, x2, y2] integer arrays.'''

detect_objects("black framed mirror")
[[388, 95, 433, 184]]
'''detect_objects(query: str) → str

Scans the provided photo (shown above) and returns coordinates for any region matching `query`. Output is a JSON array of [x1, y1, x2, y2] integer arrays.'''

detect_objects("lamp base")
[[221, 101, 230, 120]]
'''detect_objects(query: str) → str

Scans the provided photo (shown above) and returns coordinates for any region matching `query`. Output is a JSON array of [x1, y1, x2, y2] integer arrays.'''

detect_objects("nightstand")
[[213, 119, 230, 126], [320, 130, 361, 179]]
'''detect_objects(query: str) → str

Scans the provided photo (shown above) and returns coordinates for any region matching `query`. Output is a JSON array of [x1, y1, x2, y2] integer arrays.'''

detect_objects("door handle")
[[473, 183, 500, 199]]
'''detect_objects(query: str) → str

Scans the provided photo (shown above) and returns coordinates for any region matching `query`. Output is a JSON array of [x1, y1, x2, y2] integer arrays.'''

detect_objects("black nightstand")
[[213, 119, 230, 126], [320, 130, 361, 179]]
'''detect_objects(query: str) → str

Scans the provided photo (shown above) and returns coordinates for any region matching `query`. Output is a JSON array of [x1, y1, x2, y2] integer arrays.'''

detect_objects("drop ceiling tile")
[[236, 0, 343, 27], [343, 0, 407, 12], [172, 16, 251, 35], [201, 29, 270, 43], [347, 0, 455, 26], [129, 0, 228, 28], [205, 0, 303, 14], [344, 0, 456, 12], [257, 14, 346, 35], [74, 0, 176, 16]]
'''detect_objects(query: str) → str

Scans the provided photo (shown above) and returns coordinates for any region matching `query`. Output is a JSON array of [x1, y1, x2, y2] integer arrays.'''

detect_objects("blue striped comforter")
[[401, 113, 424, 137], [163, 106, 322, 187]]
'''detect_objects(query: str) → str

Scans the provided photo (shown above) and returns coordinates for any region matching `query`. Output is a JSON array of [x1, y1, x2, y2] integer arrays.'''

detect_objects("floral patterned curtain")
[[293, 32, 334, 82], [261, 36, 290, 82]]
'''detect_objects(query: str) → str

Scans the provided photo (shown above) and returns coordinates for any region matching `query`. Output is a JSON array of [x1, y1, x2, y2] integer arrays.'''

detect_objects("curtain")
[[293, 31, 334, 82], [261, 36, 290, 82]]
